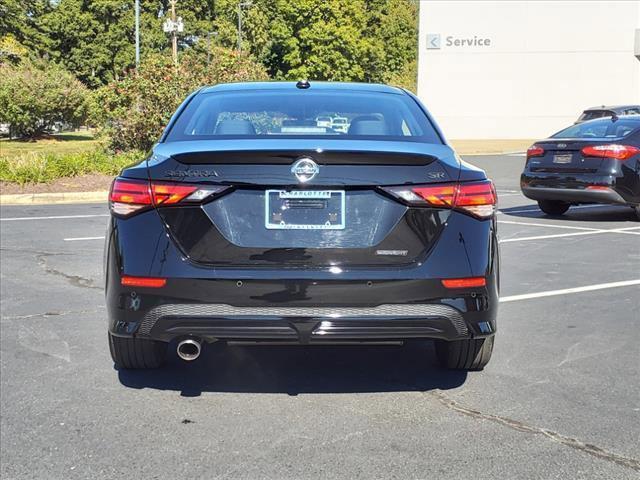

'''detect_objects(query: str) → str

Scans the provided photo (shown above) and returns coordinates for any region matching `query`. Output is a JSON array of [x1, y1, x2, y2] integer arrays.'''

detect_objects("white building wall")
[[417, 1, 640, 139]]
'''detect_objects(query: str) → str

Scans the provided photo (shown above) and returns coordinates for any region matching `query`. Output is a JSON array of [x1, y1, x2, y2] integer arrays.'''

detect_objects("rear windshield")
[[165, 90, 442, 143], [553, 118, 640, 139], [578, 110, 612, 122]]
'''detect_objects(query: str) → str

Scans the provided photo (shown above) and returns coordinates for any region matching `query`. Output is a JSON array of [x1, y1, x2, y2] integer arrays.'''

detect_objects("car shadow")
[[500, 204, 637, 223], [117, 341, 467, 396]]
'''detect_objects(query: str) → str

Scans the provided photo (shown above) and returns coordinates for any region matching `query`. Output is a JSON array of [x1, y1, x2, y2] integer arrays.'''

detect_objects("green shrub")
[[0, 60, 90, 138], [0, 149, 144, 185], [92, 48, 268, 152]]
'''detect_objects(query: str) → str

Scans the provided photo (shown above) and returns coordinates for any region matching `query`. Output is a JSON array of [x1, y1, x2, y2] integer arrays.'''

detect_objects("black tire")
[[634, 205, 640, 221], [538, 200, 570, 216], [435, 336, 494, 371], [108, 333, 167, 369]]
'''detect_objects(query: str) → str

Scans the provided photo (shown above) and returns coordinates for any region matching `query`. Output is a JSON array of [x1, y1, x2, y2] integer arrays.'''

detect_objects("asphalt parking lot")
[[1, 153, 639, 479]]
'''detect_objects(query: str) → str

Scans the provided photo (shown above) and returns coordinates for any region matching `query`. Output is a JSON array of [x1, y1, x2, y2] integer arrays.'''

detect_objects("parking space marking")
[[500, 279, 640, 303], [498, 220, 599, 231], [500, 226, 640, 243], [0, 214, 108, 222], [64, 236, 106, 242]]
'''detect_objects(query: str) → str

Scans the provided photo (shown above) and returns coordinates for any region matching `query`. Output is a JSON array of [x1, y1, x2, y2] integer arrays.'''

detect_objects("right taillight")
[[382, 180, 497, 219], [581, 144, 640, 160], [109, 178, 229, 217]]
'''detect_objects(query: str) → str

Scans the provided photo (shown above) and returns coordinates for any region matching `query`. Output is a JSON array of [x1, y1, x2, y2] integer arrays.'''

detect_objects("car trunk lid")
[[148, 140, 462, 268]]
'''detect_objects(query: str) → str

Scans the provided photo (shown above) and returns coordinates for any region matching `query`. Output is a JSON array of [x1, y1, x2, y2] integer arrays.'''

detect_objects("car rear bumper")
[[134, 302, 481, 344], [521, 185, 627, 204], [108, 276, 498, 343], [520, 172, 629, 205]]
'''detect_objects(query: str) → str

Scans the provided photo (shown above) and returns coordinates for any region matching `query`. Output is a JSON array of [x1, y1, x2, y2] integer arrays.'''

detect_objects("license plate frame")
[[264, 190, 346, 230], [553, 153, 573, 164]]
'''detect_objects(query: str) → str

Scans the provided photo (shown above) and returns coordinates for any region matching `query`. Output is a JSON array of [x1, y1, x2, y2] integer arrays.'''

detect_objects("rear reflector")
[[442, 277, 486, 289], [581, 144, 640, 160], [586, 185, 611, 191], [121, 275, 167, 288], [383, 180, 497, 218], [109, 178, 229, 217], [526, 145, 545, 158]]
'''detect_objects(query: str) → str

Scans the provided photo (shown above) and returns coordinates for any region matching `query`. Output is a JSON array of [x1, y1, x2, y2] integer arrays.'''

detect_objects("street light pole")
[[237, 1, 252, 53], [170, 0, 178, 66], [134, 0, 140, 67]]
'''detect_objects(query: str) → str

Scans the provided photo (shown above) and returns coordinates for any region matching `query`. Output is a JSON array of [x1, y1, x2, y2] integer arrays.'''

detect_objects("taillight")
[[526, 145, 545, 158], [382, 180, 497, 219], [581, 144, 640, 160], [109, 178, 229, 217], [109, 179, 152, 216]]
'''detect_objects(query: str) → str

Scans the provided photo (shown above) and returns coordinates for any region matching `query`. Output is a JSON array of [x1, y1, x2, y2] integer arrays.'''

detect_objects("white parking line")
[[500, 226, 640, 243], [64, 236, 106, 242], [500, 279, 640, 303], [498, 220, 599, 231], [1, 214, 109, 222]]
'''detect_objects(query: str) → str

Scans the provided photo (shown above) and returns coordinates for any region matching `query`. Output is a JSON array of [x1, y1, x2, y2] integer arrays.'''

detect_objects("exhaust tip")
[[177, 338, 201, 361]]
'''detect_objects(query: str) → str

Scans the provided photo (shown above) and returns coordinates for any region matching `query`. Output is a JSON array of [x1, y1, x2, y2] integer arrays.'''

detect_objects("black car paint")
[[521, 127, 640, 207], [105, 83, 499, 346]]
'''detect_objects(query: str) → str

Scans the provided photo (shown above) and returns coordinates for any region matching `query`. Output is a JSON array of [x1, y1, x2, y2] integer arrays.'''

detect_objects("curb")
[[0, 190, 108, 206]]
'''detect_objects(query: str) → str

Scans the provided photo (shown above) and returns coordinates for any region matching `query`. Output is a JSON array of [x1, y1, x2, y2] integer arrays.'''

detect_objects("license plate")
[[265, 190, 345, 230], [553, 153, 573, 164]]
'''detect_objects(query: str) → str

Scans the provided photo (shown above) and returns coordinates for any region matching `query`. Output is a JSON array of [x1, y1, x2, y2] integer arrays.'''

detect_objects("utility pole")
[[134, 0, 140, 67], [237, 1, 252, 53], [162, 0, 184, 67]]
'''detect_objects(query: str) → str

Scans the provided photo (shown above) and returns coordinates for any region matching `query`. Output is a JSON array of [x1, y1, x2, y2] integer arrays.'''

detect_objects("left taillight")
[[109, 178, 229, 217], [382, 180, 497, 219]]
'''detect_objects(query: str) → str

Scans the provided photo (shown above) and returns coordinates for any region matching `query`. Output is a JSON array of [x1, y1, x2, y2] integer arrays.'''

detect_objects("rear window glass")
[[578, 110, 611, 121], [553, 118, 640, 139], [165, 90, 442, 144]]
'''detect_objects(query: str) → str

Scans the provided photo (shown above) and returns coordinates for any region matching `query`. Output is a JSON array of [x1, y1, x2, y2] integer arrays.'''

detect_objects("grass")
[[0, 132, 144, 185], [0, 131, 102, 159]]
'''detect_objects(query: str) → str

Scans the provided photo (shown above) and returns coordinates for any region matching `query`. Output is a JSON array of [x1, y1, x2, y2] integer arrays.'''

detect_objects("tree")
[[3, 0, 418, 88], [92, 47, 268, 151], [0, 60, 89, 138]]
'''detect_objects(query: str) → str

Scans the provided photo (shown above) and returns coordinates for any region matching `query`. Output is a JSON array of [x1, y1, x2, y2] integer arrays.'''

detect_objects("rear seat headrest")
[[215, 119, 256, 135], [348, 118, 388, 136]]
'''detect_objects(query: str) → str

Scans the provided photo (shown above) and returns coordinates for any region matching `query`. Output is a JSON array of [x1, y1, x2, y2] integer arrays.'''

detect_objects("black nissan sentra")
[[105, 81, 499, 371]]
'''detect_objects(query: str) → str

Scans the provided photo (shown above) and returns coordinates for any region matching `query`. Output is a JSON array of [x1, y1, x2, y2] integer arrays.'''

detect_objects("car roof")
[[200, 81, 405, 95], [583, 105, 640, 112]]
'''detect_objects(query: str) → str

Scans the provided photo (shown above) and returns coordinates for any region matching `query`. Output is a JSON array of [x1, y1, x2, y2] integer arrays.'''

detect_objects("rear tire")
[[538, 200, 570, 216], [435, 336, 494, 371], [634, 205, 640, 221], [109, 333, 167, 369]]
